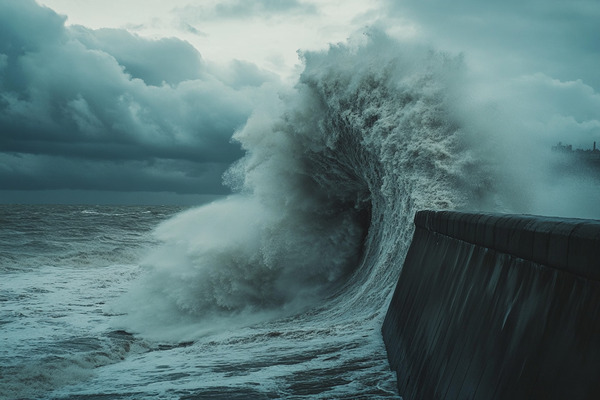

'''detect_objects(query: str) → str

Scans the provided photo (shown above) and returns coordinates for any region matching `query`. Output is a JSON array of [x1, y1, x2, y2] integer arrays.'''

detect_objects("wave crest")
[[113, 29, 496, 340]]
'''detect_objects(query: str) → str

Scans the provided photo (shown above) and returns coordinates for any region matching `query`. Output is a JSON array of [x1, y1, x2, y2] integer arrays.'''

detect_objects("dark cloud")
[[0, 153, 227, 193], [70, 27, 205, 86], [0, 0, 66, 57], [0, 0, 278, 203], [0, 190, 222, 206]]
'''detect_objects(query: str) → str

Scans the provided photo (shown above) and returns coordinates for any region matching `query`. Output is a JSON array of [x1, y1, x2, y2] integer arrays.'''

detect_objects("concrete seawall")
[[382, 210, 600, 399]]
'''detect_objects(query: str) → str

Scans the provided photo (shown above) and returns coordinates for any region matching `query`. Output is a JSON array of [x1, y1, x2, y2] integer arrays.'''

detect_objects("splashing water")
[[5, 28, 597, 399], [111, 30, 501, 338]]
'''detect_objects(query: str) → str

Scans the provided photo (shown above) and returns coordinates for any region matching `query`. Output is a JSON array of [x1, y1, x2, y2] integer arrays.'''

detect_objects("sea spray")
[[4, 24, 598, 400], [111, 29, 495, 342]]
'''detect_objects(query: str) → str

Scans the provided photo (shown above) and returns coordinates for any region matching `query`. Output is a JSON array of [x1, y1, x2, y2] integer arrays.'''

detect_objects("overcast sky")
[[1, 0, 598, 204]]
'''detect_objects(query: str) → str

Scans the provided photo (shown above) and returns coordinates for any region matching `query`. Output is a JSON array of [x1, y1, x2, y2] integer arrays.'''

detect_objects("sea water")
[[2, 29, 594, 400], [0, 204, 399, 399]]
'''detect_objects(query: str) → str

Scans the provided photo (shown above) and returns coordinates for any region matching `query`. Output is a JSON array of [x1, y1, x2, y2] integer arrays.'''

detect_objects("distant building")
[[551, 141, 600, 176], [551, 142, 573, 153], [552, 141, 600, 157]]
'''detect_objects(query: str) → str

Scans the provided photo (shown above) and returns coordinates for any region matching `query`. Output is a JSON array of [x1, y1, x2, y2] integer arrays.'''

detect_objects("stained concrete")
[[382, 211, 600, 399]]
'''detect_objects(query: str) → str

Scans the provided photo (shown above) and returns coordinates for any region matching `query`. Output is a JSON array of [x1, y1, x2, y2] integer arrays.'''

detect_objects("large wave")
[[112, 29, 525, 340]]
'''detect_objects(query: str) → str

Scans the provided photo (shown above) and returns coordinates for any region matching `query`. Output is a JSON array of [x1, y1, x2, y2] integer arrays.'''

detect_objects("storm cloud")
[[0, 0, 277, 203], [2, 0, 599, 205]]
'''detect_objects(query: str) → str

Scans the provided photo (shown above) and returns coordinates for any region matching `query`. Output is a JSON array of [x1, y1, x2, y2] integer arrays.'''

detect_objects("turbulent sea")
[[0, 204, 400, 399], [2, 30, 594, 400]]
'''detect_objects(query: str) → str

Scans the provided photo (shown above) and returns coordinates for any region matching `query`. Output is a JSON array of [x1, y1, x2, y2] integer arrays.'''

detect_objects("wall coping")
[[414, 210, 600, 281]]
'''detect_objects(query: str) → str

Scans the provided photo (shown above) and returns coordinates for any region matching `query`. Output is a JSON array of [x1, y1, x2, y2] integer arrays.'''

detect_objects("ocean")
[[2, 30, 595, 400], [0, 204, 400, 399]]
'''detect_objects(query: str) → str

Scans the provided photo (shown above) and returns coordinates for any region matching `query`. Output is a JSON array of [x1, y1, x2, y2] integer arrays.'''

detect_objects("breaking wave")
[[113, 29, 532, 340]]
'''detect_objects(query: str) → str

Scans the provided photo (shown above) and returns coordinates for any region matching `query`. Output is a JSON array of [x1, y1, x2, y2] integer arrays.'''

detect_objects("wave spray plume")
[[113, 29, 520, 341]]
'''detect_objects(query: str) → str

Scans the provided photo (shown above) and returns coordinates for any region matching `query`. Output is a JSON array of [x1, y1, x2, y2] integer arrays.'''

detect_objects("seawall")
[[382, 210, 600, 399]]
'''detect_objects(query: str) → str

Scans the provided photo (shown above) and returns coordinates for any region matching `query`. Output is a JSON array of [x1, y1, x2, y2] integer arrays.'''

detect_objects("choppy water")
[[0, 205, 180, 398], [2, 28, 596, 400], [0, 204, 399, 399]]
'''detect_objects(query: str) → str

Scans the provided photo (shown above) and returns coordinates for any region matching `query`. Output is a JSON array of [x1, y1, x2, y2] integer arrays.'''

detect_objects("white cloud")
[[38, 0, 384, 82]]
